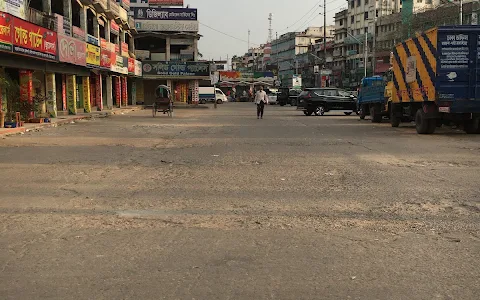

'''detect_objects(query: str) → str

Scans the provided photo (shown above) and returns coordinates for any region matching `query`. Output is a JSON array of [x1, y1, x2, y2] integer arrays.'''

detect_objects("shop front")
[[141, 61, 209, 105]]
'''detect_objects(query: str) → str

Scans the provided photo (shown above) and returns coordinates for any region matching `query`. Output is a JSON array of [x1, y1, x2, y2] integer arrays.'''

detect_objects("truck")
[[389, 25, 480, 134], [357, 76, 390, 122], [198, 87, 227, 104]]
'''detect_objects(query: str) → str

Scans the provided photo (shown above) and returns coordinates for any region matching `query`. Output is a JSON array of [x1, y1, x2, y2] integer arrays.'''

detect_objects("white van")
[[199, 87, 227, 104]]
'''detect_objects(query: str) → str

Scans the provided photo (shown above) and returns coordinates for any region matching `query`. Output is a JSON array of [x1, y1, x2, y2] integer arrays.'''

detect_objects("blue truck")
[[357, 76, 390, 123]]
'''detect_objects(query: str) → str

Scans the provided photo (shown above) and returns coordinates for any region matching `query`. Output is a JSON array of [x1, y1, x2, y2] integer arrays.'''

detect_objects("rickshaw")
[[152, 85, 173, 117]]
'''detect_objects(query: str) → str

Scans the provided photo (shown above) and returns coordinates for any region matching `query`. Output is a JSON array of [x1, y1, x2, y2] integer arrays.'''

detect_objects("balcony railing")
[[27, 7, 57, 31]]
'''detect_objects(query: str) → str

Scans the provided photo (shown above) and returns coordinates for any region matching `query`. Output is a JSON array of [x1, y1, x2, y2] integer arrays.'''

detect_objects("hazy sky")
[[184, 0, 346, 60]]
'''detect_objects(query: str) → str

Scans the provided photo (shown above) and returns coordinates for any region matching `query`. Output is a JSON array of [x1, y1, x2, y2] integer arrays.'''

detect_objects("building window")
[[364, 27, 368, 34], [376, 9, 379, 17], [351, 15, 355, 24], [357, 0, 361, 6], [340, 19, 343, 26], [351, 1, 355, 9], [364, 12, 368, 20], [365, 0, 368, 4], [356, 29, 361, 35]]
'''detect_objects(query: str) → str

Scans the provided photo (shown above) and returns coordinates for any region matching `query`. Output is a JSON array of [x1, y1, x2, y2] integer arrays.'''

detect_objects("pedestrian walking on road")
[[255, 86, 268, 119]]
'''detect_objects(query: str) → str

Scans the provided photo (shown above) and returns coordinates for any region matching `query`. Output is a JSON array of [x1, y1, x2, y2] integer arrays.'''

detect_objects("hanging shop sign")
[[135, 20, 198, 32], [87, 34, 99, 46], [72, 26, 85, 40], [132, 7, 197, 20], [0, 12, 12, 52], [12, 16, 57, 61], [110, 20, 120, 35], [0, 0, 25, 20], [142, 61, 209, 77], [128, 57, 135, 74], [86, 43, 100, 67], [121, 42, 128, 57], [134, 60, 142, 76], [58, 35, 86, 66], [148, 0, 183, 5]]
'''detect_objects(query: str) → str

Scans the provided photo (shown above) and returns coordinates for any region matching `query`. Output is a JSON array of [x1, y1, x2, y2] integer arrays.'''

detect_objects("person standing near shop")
[[254, 86, 268, 119]]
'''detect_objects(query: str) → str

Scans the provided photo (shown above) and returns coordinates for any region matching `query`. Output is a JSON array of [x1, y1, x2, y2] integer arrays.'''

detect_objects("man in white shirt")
[[255, 86, 268, 119]]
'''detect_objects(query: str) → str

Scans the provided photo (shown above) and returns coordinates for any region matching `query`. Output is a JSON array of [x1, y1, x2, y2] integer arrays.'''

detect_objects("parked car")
[[266, 89, 279, 105], [289, 89, 301, 106], [297, 88, 357, 116], [199, 87, 228, 104]]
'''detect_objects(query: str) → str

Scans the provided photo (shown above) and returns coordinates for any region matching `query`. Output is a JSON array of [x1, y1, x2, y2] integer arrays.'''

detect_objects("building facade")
[[0, 0, 141, 124]]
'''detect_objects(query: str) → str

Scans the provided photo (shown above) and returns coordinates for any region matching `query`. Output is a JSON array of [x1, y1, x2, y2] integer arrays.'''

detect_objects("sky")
[[184, 0, 347, 61]]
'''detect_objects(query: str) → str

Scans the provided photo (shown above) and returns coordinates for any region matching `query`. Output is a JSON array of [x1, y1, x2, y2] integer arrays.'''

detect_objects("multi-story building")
[[338, 0, 440, 88], [0, 0, 140, 122], [131, 4, 207, 104], [333, 9, 348, 87], [271, 26, 334, 86]]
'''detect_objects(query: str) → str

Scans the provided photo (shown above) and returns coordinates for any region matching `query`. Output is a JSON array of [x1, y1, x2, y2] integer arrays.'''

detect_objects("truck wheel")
[[370, 106, 382, 123], [464, 118, 480, 134], [315, 105, 325, 116], [217, 99, 223, 104], [415, 108, 434, 134], [359, 105, 366, 120], [390, 109, 400, 127]]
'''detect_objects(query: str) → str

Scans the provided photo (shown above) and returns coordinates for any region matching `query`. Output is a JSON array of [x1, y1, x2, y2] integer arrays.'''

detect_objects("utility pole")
[[460, 0, 463, 25], [268, 13, 273, 43], [323, 0, 327, 67], [248, 29, 250, 52], [364, 31, 368, 78]]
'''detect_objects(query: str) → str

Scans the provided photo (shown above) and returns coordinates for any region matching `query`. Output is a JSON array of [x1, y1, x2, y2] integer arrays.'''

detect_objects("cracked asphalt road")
[[1, 103, 479, 299]]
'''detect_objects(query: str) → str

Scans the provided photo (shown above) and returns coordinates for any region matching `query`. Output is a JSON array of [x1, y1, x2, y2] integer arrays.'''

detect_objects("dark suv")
[[297, 88, 357, 116], [278, 88, 301, 106]]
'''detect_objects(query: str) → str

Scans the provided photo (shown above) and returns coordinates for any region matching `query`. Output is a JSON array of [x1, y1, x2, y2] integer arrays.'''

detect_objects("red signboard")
[[100, 48, 112, 69], [128, 57, 135, 74], [115, 77, 121, 106], [72, 26, 85, 40], [110, 20, 120, 34], [0, 13, 12, 52], [100, 38, 108, 51], [122, 77, 127, 106], [12, 16, 57, 61], [58, 35, 86, 66], [121, 42, 128, 56]]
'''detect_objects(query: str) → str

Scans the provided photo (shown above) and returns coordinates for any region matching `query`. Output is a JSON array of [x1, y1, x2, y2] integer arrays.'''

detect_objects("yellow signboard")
[[86, 44, 100, 66]]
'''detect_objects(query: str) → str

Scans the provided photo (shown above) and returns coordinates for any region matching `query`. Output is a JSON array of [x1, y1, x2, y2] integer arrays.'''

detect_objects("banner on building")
[[111, 54, 127, 74], [110, 20, 120, 35], [219, 71, 275, 83], [100, 48, 112, 69], [0, 0, 25, 20], [72, 26, 85, 40], [121, 42, 129, 57], [58, 35, 86, 66], [134, 60, 142, 76], [128, 58, 135, 74], [86, 43, 100, 67], [66, 75, 76, 115], [96, 74, 103, 110], [0, 12, 12, 52], [45, 73, 57, 117], [87, 34, 99, 46], [114, 77, 121, 106], [132, 7, 197, 20], [121, 77, 127, 106], [12, 16, 57, 61], [142, 61, 209, 77], [83, 77, 91, 113], [135, 20, 198, 32]]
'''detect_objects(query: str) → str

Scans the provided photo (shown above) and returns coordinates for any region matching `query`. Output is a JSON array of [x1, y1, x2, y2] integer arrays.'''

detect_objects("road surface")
[[1, 103, 479, 299]]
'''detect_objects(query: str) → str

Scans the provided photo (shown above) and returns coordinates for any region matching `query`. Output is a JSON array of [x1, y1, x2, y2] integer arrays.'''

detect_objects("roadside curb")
[[0, 106, 142, 137]]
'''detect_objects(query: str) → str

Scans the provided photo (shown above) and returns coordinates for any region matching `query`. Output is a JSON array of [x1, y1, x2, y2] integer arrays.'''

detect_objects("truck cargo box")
[[391, 25, 480, 114]]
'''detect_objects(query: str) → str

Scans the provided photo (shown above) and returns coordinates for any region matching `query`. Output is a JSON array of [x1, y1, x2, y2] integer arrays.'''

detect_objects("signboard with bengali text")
[[86, 43, 100, 67], [0, 12, 12, 52], [142, 61, 209, 77], [58, 35, 86, 66], [135, 20, 198, 32], [132, 7, 197, 20], [12, 16, 57, 61]]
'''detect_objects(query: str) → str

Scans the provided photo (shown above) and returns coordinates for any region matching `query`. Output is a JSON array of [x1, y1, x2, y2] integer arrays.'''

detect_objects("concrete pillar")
[[106, 75, 113, 109], [131, 81, 136, 105], [166, 37, 171, 61], [105, 20, 111, 42], [66, 75, 77, 115], [45, 73, 57, 118], [43, 0, 52, 14], [19, 70, 34, 119], [96, 74, 103, 111], [114, 76, 121, 107], [63, 0, 72, 34], [129, 34, 134, 52], [122, 77, 128, 106], [193, 39, 198, 61], [93, 17, 100, 39], [83, 77, 91, 113], [80, 7, 87, 41]]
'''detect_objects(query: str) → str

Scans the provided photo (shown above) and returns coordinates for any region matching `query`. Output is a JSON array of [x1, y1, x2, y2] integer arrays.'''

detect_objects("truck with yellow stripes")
[[390, 26, 480, 134]]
